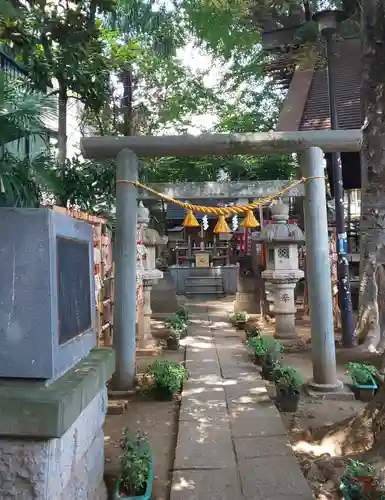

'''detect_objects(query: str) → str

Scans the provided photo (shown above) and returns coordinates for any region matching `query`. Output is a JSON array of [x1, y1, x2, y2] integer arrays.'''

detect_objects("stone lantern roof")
[[259, 202, 305, 244]]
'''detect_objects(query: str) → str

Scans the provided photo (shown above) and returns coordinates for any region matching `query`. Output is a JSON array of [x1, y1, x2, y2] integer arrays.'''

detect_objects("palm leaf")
[[0, 70, 59, 207], [0, 71, 57, 145]]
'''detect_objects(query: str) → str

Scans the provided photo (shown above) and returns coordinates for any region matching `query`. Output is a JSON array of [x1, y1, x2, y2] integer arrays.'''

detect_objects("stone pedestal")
[[272, 282, 297, 339], [151, 271, 179, 318], [0, 349, 115, 500], [234, 276, 263, 314], [140, 270, 163, 349]]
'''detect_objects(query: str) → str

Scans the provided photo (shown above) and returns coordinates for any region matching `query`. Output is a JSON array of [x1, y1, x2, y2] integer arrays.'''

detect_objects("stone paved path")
[[170, 300, 314, 500]]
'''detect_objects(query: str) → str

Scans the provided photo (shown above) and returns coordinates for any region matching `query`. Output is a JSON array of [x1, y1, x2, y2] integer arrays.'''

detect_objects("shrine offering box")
[[0, 208, 96, 380]]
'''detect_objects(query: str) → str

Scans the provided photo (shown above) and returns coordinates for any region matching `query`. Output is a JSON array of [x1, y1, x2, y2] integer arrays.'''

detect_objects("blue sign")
[[337, 233, 347, 254]]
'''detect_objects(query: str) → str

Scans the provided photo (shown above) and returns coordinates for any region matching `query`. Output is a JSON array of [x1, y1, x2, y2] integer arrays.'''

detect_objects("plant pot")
[[252, 354, 264, 366], [262, 364, 276, 381], [354, 383, 377, 402], [180, 327, 188, 339], [236, 321, 247, 331], [152, 387, 174, 401], [166, 337, 180, 351], [276, 389, 300, 413], [114, 455, 155, 500]]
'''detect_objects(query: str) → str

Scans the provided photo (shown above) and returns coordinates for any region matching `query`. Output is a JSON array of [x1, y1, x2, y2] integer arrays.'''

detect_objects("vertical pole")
[[113, 149, 138, 390], [324, 27, 355, 347], [301, 148, 342, 391]]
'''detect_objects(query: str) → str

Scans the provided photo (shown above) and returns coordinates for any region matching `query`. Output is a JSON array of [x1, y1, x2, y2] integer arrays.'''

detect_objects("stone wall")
[[0, 388, 108, 500]]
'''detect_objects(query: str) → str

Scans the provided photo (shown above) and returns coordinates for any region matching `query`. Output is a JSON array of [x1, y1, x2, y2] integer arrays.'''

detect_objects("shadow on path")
[[170, 299, 314, 500]]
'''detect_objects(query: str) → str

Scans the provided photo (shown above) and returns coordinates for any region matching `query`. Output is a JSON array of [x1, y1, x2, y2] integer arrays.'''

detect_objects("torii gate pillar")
[[301, 147, 342, 391], [112, 149, 138, 390]]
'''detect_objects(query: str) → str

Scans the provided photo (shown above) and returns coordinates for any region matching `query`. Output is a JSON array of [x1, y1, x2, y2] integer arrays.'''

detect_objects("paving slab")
[[229, 402, 279, 422], [174, 420, 234, 469], [234, 435, 294, 459], [180, 385, 228, 422], [220, 364, 259, 379], [185, 362, 222, 378], [239, 456, 314, 498], [186, 348, 218, 362], [224, 381, 269, 402], [172, 299, 314, 500], [231, 414, 287, 438], [245, 495, 314, 500], [170, 469, 242, 500], [186, 374, 224, 387]]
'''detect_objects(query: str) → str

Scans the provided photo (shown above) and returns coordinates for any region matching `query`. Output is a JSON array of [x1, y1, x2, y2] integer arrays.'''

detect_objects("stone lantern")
[[137, 202, 163, 349], [259, 201, 304, 339]]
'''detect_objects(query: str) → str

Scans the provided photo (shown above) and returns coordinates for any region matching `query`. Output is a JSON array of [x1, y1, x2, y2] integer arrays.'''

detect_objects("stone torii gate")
[[81, 130, 362, 393]]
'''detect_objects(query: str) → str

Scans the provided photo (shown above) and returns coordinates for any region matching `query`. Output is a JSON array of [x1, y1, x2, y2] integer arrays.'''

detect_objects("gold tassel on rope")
[[241, 210, 260, 229], [213, 215, 231, 234], [183, 209, 200, 228]]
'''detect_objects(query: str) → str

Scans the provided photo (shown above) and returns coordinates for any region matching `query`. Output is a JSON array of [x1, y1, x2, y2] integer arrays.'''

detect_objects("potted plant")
[[145, 360, 187, 400], [246, 326, 261, 341], [166, 328, 181, 350], [340, 459, 385, 499], [176, 307, 188, 322], [345, 362, 379, 401], [114, 428, 154, 500], [165, 313, 187, 339], [247, 335, 268, 365], [261, 338, 282, 381], [274, 365, 304, 412], [231, 311, 249, 330]]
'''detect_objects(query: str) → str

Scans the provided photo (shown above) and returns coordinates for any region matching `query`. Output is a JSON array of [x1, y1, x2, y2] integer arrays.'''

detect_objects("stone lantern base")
[[262, 273, 303, 340]]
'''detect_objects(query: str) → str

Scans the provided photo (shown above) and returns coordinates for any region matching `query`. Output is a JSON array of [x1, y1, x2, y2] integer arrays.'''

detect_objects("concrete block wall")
[[0, 388, 108, 500]]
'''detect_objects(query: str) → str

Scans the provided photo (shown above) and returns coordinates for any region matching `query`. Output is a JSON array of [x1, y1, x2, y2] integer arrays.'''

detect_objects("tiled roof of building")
[[300, 37, 361, 131]]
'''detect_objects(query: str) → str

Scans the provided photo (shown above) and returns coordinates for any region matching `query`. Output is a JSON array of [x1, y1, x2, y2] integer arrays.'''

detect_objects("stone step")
[[181, 268, 223, 277], [185, 290, 225, 296], [185, 287, 224, 295], [186, 279, 223, 287], [186, 276, 223, 282]]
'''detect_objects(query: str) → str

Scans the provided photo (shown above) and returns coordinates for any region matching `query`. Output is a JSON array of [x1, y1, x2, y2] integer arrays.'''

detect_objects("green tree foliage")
[[0, 71, 57, 206], [0, 0, 137, 205], [81, 0, 215, 136], [141, 71, 297, 184]]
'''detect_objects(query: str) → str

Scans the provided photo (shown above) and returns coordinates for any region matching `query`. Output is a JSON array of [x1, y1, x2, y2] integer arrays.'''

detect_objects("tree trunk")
[[57, 84, 68, 207], [356, 0, 385, 349], [122, 69, 133, 136]]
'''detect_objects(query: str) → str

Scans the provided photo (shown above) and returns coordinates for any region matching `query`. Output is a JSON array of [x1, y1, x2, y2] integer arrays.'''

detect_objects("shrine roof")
[[275, 37, 361, 132]]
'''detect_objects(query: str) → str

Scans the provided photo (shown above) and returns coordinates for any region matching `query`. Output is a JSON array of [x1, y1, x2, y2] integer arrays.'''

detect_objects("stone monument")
[[258, 202, 304, 339], [150, 226, 179, 319], [137, 202, 163, 348], [0, 207, 114, 499]]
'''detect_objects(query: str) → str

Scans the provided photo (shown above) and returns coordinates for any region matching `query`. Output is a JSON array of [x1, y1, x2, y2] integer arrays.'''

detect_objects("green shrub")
[[145, 360, 187, 395], [264, 337, 282, 366], [340, 459, 381, 500], [246, 326, 261, 339], [232, 311, 249, 323], [120, 428, 151, 496], [345, 362, 379, 386], [176, 308, 188, 321], [248, 335, 268, 356], [274, 366, 304, 394], [165, 313, 187, 332]]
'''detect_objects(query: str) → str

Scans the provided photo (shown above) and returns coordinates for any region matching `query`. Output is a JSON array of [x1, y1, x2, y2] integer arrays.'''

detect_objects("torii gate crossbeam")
[[80, 130, 362, 394]]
